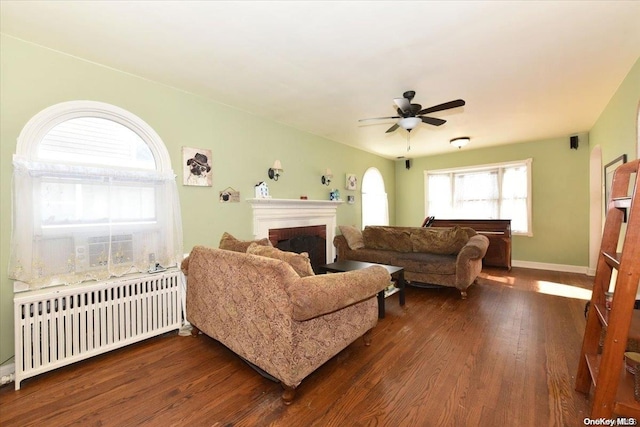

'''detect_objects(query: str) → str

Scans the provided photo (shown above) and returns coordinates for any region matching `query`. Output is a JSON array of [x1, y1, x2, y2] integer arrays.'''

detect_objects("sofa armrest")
[[333, 235, 351, 261], [286, 265, 390, 321], [457, 234, 490, 262]]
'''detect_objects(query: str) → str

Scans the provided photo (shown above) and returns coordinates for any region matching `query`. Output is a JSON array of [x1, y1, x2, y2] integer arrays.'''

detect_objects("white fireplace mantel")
[[247, 198, 343, 262]]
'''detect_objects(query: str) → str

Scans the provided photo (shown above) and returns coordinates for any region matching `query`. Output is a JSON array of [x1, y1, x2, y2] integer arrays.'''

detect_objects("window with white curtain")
[[9, 101, 183, 290], [424, 159, 532, 235], [362, 167, 389, 227]]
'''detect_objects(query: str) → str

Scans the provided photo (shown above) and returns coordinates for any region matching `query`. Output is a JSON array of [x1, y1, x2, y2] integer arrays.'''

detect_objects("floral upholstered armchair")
[[181, 245, 390, 404]]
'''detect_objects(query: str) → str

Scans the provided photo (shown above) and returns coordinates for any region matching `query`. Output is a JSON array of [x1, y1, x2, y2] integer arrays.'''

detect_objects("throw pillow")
[[338, 225, 365, 250], [218, 232, 272, 253], [246, 243, 315, 277]]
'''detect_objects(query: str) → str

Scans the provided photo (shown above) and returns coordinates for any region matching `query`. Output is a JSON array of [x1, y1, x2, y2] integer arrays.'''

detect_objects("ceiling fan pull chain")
[[407, 131, 411, 152]]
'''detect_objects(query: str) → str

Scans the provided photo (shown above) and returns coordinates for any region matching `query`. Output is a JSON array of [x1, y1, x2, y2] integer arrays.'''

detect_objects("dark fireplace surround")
[[269, 225, 326, 273]]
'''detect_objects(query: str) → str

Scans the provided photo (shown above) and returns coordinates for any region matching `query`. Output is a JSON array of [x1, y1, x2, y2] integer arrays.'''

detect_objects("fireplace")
[[248, 198, 342, 265], [269, 225, 326, 273]]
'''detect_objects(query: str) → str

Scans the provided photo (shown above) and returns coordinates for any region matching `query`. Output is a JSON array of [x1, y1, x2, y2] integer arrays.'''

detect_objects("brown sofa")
[[334, 225, 489, 298], [182, 245, 391, 404]]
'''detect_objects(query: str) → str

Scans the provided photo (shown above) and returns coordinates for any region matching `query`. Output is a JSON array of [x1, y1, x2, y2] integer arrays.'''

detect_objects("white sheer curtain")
[[501, 166, 528, 232], [9, 158, 183, 289], [427, 173, 453, 218], [454, 170, 499, 219]]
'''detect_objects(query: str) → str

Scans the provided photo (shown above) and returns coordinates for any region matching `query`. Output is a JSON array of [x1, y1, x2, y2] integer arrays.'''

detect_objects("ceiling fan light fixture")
[[399, 117, 421, 130], [450, 137, 470, 149]]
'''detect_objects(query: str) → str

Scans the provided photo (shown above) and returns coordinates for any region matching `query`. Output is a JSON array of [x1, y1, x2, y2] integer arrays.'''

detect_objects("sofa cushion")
[[246, 243, 315, 277], [338, 225, 365, 250], [410, 226, 470, 255], [362, 226, 412, 252], [396, 252, 457, 275], [219, 232, 272, 253]]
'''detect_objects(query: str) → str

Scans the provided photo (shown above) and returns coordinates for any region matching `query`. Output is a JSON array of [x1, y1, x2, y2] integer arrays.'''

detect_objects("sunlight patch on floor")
[[535, 281, 592, 300], [481, 274, 516, 286]]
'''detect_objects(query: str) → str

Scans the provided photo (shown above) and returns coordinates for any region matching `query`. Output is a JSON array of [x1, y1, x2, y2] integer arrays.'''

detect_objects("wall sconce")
[[450, 137, 470, 149], [321, 168, 333, 186], [268, 160, 283, 181]]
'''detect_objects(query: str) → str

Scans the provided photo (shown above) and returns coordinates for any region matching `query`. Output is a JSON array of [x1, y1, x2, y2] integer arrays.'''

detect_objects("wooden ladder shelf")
[[576, 158, 640, 418]]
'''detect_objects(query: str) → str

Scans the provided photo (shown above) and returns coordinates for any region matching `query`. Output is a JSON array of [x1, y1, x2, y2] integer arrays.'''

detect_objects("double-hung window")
[[9, 101, 183, 290], [424, 159, 532, 235]]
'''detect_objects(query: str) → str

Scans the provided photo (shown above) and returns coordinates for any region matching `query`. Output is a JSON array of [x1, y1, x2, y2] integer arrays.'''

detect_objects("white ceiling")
[[1, 1, 639, 159]]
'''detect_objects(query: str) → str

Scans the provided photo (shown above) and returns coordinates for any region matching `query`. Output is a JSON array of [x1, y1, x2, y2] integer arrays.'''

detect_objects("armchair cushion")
[[219, 231, 272, 253], [286, 265, 390, 321], [246, 243, 315, 277]]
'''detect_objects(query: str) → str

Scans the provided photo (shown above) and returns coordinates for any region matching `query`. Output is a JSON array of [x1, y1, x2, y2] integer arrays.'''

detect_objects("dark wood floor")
[[0, 267, 595, 426]]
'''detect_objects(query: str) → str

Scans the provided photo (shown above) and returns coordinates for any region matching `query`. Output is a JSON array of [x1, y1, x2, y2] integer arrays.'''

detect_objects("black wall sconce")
[[268, 160, 283, 181], [321, 168, 332, 186]]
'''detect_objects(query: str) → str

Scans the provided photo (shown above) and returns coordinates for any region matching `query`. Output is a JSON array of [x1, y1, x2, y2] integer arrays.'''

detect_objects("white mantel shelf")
[[247, 198, 343, 207], [247, 198, 342, 262]]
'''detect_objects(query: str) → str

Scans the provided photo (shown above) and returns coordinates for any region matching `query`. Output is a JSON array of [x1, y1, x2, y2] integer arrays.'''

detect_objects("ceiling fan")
[[359, 90, 466, 134]]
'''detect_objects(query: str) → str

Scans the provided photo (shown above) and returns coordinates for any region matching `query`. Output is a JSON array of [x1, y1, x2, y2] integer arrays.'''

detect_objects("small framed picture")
[[183, 147, 212, 186], [347, 195, 355, 204], [346, 174, 357, 190], [219, 187, 240, 203]]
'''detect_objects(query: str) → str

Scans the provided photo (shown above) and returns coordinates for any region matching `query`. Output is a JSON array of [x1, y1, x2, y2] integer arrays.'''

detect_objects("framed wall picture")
[[345, 173, 357, 190], [604, 154, 627, 210], [183, 147, 212, 186], [219, 187, 240, 202]]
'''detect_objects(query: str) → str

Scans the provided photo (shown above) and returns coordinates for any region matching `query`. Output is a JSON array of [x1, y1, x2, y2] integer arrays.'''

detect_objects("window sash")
[[38, 177, 157, 229]]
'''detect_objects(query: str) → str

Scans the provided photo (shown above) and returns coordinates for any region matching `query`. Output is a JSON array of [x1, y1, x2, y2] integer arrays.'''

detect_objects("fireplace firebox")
[[269, 225, 326, 273]]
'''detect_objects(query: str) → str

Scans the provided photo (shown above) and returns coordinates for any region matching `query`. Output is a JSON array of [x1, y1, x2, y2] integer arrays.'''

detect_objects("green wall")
[[394, 134, 591, 267], [0, 36, 395, 367], [590, 56, 640, 164]]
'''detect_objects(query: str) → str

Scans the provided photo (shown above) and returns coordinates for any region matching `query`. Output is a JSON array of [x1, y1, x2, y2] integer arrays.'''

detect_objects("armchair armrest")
[[286, 265, 390, 321]]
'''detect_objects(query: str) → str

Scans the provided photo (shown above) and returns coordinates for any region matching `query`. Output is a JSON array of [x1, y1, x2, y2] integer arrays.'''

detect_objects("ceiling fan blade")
[[358, 116, 400, 122], [417, 99, 466, 115], [385, 123, 399, 133], [420, 116, 446, 126], [394, 97, 411, 114]]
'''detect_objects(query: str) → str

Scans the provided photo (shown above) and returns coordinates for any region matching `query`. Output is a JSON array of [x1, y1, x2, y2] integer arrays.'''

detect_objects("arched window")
[[9, 101, 183, 289], [361, 167, 389, 227]]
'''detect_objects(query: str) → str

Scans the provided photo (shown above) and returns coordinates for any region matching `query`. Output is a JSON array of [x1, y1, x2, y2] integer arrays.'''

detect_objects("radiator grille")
[[14, 270, 182, 389]]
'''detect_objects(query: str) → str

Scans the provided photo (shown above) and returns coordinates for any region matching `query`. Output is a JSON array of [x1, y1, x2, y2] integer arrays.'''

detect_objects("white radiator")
[[14, 270, 182, 390]]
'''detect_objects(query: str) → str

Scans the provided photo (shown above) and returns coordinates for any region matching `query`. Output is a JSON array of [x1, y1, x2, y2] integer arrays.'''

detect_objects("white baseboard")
[[511, 260, 589, 275]]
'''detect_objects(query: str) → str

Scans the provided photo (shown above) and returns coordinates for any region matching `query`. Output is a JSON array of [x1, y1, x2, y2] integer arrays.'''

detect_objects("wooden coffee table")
[[319, 260, 405, 319]]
